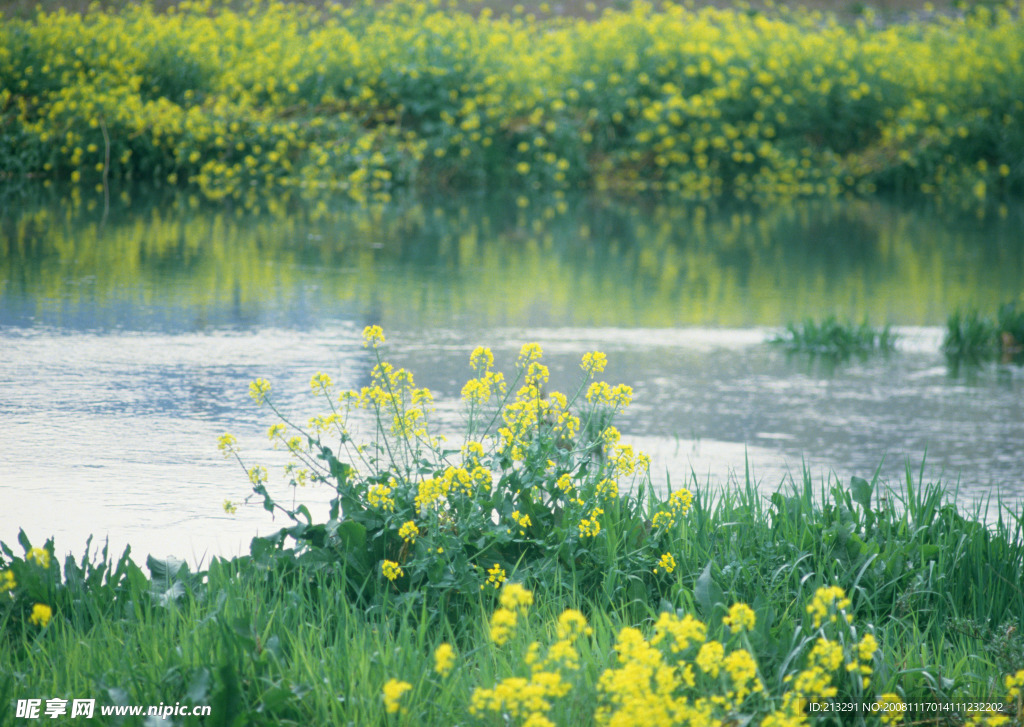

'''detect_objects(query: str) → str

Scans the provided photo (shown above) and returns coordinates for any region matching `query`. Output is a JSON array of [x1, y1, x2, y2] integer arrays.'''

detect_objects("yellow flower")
[[809, 637, 844, 672], [27, 547, 50, 569], [469, 346, 494, 372], [874, 693, 906, 725], [398, 521, 419, 544], [581, 351, 607, 376], [366, 483, 395, 511], [216, 433, 237, 456], [653, 553, 676, 574], [499, 583, 534, 611], [1006, 669, 1024, 700], [509, 510, 532, 535], [696, 640, 725, 677], [723, 648, 761, 693], [381, 678, 412, 714], [653, 611, 707, 652], [609, 384, 633, 407], [29, 603, 52, 627], [858, 633, 879, 661], [310, 371, 333, 391], [668, 488, 693, 515], [807, 585, 852, 628], [486, 563, 507, 589], [381, 560, 403, 581], [652, 511, 675, 529], [248, 378, 271, 405], [222, 499, 238, 514], [556, 609, 592, 640], [434, 643, 456, 677], [362, 325, 385, 348], [517, 342, 543, 367], [489, 607, 518, 645], [724, 602, 756, 633], [578, 516, 601, 538], [0, 569, 16, 592]]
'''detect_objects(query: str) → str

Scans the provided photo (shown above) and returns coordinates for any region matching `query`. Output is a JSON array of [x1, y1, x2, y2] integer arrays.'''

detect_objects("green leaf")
[[695, 561, 724, 617], [336, 520, 367, 551], [850, 476, 873, 512], [209, 661, 245, 727], [185, 667, 212, 703]]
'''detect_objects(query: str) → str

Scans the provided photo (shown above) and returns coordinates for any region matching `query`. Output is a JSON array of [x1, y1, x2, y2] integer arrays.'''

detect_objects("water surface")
[[2, 192, 1022, 562]]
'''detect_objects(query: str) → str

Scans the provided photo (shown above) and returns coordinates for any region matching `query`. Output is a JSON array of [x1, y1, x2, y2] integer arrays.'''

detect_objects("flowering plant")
[[222, 327, 692, 607]]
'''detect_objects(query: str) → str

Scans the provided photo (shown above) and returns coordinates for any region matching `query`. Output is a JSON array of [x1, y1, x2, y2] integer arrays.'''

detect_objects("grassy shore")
[[3, 472, 1023, 725], [3, 334, 1023, 725]]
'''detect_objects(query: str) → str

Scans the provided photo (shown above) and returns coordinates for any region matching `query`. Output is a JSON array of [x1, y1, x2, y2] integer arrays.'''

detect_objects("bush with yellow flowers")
[[221, 326, 698, 609], [1, 0, 1022, 211]]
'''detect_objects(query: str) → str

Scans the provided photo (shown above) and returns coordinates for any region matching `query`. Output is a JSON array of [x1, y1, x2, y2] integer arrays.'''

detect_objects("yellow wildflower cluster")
[[488, 583, 533, 646], [2, 0, 1021, 210], [227, 331, 673, 604], [398, 520, 419, 544], [485, 563, 507, 590], [1009, 669, 1024, 701], [26, 547, 50, 569], [381, 678, 412, 714], [1, 569, 16, 592], [723, 603, 756, 633], [653, 488, 694, 530], [29, 603, 52, 628], [581, 351, 608, 376], [473, 589, 582, 727], [366, 482, 396, 511], [381, 560, 404, 582], [433, 643, 456, 678], [586, 381, 634, 408], [248, 378, 271, 405], [965, 669, 1024, 726], [807, 584, 853, 628], [579, 508, 604, 538], [509, 510, 532, 536], [589, 588, 899, 726], [653, 553, 676, 575]]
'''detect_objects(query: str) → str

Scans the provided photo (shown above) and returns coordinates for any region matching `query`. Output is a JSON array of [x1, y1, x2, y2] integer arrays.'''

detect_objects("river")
[[2, 190, 1022, 563]]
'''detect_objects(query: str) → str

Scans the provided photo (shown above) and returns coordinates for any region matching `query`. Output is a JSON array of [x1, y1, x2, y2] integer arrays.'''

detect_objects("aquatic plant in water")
[[769, 317, 896, 357], [943, 300, 1024, 361]]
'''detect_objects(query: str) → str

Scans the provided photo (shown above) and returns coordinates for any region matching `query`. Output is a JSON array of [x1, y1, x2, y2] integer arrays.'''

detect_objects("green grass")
[[769, 317, 897, 358], [2, 468, 1022, 726]]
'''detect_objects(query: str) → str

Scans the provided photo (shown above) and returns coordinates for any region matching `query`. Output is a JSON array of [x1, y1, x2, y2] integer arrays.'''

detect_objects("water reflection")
[[1, 192, 1022, 562], [2, 192, 1023, 331]]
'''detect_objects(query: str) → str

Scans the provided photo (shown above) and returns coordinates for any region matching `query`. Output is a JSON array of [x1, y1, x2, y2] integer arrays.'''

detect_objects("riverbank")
[[3, 474, 1022, 725], [1, 0, 1021, 213]]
